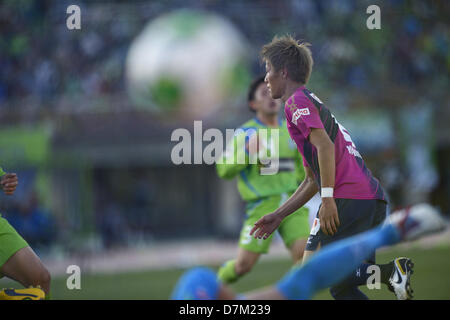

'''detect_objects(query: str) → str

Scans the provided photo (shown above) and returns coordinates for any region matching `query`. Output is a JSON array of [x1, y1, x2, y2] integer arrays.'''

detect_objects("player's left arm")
[[308, 128, 340, 236], [0, 170, 19, 195]]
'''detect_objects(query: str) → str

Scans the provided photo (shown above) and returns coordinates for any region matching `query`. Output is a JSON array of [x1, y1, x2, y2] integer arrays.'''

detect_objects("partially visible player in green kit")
[[216, 76, 310, 284], [0, 168, 50, 299]]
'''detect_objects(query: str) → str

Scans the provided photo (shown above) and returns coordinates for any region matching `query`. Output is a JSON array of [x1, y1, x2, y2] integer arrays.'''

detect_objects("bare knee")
[[292, 246, 304, 262], [289, 239, 307, 263], [32, 267, 51, 294], [0, 246, 51, 294], [41, 268, 51, 288]]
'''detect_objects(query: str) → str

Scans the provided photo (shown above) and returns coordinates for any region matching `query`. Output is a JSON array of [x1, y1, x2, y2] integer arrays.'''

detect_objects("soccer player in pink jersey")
[[250, 35, 413, 300]]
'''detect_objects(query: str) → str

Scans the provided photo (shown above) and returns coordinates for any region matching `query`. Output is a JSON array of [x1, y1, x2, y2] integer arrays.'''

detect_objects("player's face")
[[264, 60, 284, 99], [251, 82, 282, 115]]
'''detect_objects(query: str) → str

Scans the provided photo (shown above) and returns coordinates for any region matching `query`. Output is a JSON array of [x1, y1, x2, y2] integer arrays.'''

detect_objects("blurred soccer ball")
[[126, 9, 250, 120]]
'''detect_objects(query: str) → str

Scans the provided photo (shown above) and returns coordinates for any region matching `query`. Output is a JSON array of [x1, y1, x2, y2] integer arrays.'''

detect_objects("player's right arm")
[[250, 166, 318, 239]]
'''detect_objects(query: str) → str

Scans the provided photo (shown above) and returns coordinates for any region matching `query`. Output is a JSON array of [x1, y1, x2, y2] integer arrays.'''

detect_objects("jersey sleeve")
[[0, 167, 5, 177], [286, 96, 324, 141], [216, 129, 254, 179]]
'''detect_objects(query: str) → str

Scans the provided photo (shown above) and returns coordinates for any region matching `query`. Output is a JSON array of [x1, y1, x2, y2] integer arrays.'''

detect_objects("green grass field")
[[3, 244, 450, 300]]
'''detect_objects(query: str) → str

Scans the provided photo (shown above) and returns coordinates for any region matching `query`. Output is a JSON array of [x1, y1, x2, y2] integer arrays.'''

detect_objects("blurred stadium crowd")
[[1, 0, 448, 106], [0, 0, 448, 254]]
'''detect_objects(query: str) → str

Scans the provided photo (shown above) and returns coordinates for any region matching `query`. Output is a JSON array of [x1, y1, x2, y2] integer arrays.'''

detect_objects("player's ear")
[[282, 67, 288, 79], [249, 100, 257, 112]]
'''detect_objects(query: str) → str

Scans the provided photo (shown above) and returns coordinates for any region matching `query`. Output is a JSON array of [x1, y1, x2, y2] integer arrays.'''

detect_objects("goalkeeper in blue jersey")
[[216, 76, 315, 284]]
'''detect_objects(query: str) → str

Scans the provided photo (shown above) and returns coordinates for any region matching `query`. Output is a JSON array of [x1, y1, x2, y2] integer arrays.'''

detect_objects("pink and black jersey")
[[285, 86, 386, 201]]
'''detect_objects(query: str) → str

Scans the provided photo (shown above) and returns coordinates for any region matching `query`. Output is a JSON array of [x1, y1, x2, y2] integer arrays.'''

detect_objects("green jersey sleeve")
[[0, 167, 5, 178], [216, 130, 252, 179]]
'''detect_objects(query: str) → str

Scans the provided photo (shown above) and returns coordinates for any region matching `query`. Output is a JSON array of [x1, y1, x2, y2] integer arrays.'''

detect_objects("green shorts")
[[239, 193, 310, 254], [0, 215, 29, 269]]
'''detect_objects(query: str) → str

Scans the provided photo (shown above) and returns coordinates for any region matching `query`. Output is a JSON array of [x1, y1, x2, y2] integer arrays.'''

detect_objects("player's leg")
[[218, 247, 262, 284], [304, 199, 396, 299], [271, 223, 400, 299], [328, 200, 409, 299], [281, 224, 403, 300], [0, 246, 51, 295], [171, 219, 403, 300], [276, 203, 446, 300], [277, 206, 310, 263], [369, 202, 415, 299], [218, 200, 273, 283], [234, 248, 261, 276], [172, 203, 446, 300], [310, 199, 383, 299], [288, 239, 307, 263], [0, 216, 49, 299], [174, 225, 393, 300]]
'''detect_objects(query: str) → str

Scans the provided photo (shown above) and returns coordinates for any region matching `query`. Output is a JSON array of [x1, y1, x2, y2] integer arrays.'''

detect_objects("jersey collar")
[[253, 117, 283, 128]]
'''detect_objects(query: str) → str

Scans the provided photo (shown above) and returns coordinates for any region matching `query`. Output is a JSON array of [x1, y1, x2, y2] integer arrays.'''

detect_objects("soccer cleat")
[[387, 203, 447, 241], [387, 257, 414, 300], [0, 287, 45, 300]]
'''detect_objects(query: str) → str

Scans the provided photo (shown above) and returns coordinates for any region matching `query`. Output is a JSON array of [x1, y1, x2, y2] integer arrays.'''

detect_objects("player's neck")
[[256, 113, 279, 128], [281, 81, 305, 103]]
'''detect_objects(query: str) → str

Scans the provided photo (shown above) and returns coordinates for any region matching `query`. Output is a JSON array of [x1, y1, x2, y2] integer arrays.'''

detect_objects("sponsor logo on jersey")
[[291, 108, 310, 125]]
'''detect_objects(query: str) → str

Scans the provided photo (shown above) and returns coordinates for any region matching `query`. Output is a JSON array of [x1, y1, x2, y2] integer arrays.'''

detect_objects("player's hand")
[[318, 198, 340, 236], [250, 212, 283, 240], [1, 173, 18, 196], [245, 133, 259, 155]]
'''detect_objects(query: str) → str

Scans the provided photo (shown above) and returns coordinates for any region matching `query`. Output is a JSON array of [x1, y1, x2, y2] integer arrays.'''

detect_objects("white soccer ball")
[[126, 9, 250, 120]]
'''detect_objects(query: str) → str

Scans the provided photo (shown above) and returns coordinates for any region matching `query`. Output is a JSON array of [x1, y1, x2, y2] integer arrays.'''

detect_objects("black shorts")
[[305, 198, 387, 264]]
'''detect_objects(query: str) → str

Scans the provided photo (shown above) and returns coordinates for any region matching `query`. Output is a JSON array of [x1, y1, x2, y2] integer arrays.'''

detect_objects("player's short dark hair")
[[247, 76, 266, 113], [261, 34, 313, 84]]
